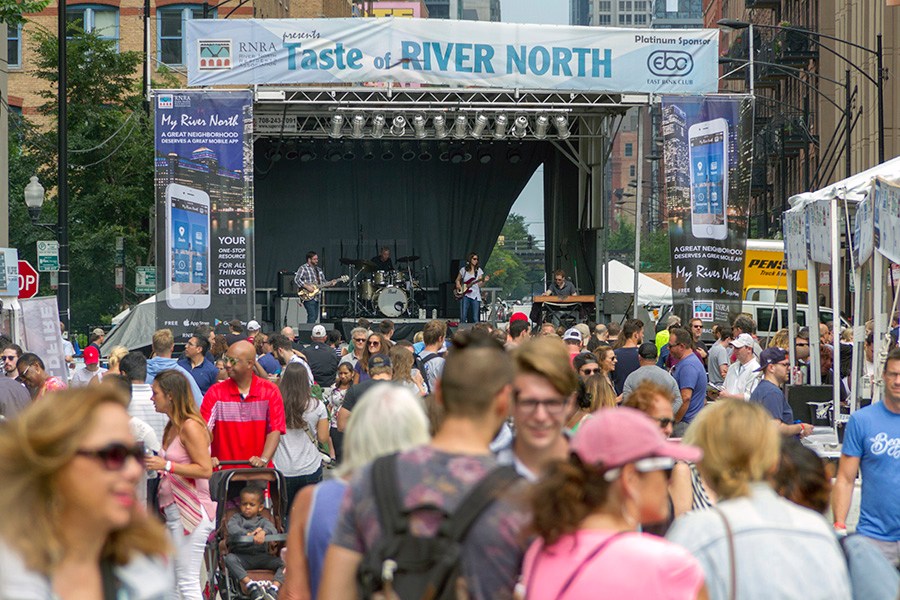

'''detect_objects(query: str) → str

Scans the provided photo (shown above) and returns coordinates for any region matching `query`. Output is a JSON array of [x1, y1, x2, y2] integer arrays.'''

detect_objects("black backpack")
[[414, 352, 444, 394], [357, 453, 520, 600]]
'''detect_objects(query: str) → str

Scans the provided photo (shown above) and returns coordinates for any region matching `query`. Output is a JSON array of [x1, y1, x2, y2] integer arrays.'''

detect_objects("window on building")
[[629, 164, 636, 177], [157, 5, 212, 66], [67, 6, 118, 42], [635, 14, 647, 24], [618, 13, 632, 24], [7, 24, 21, 68], [634, 0, 647, 11], [598, 14, 611, 24], [598, 0, 611, 10], [625, 142, 633, 156]]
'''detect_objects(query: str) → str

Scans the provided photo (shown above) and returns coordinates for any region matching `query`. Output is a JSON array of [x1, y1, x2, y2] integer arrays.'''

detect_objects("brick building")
[[6, 0, 353, 116]]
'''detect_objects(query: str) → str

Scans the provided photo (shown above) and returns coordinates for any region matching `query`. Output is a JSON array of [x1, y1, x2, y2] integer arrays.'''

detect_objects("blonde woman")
[[389, 345, 426, 396], [106, 345, 130, 376], [666, 400, 851, 599], [0, 385, 172, 597]]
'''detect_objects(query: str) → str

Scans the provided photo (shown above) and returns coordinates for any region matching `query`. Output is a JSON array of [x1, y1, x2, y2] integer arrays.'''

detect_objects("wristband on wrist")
[[259, 456, 268, 464], [164, 460, 172, 473], [834, 521, 846, 529]]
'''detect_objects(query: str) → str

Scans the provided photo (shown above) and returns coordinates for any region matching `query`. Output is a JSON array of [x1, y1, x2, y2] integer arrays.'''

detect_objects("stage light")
[[329, 115, 344, 139], [372, 115, 386, 139], [284, 142, 299, 161], [391, 115, 407, 137], [493, 114, 508, 140], [433, 114, 448, 139], [401, 142, 416, 161], [553, 115, 570, 140], [452, 115, 467, 139], [326, 146, 342, 161], [351, 115, 365, 139], [299, 146, 316, 162], [477, 148, 492, 164], [413, 114, 427, 139], [512, 116, 528, 139], [471, 114, 488, 138], [534, 115, 549, 139]]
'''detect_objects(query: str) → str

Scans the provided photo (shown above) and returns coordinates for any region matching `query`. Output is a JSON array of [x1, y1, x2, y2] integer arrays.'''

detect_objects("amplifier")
[[277, 270, 298, 297]]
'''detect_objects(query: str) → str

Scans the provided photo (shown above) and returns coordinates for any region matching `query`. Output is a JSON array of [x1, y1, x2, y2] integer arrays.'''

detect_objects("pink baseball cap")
[[83, 346, 100, 365], [570, 407, 702, 469]]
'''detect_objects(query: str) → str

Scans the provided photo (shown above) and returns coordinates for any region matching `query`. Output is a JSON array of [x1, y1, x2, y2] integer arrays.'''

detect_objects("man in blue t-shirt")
[[833, 347, 900, 567], [749, 347, 809, 437], [669, 327, 707, 437]]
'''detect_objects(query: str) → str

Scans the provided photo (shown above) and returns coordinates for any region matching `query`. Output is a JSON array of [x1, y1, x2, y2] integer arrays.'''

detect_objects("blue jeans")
[[303, 299, 319, 323], [461, 296, 480, 323], [284, 466, 323, 516]]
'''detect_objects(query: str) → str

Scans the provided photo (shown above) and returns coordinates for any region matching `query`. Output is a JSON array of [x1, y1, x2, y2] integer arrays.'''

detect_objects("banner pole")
[[633, 106, 644, 318]]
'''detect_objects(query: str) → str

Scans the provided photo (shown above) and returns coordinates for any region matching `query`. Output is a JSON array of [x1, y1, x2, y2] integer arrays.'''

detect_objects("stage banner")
[[874, 177, 900, 265], [660, 95, 752, 325], [19, 297, 67, 381], [154, 90, 254, 343], [783, 208, 807, 271], [185, 18, 718, 93]]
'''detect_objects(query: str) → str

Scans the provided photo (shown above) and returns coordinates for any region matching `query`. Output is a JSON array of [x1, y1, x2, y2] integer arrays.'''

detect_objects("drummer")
[[371, 246, 394, 271]]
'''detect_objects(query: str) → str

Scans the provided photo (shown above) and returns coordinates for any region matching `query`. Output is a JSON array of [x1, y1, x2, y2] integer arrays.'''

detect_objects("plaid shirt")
[[295, 262, 325, 289]]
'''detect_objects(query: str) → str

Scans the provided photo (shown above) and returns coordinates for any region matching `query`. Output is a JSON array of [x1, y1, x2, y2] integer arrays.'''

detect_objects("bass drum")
[[374, 286, 408, 318]]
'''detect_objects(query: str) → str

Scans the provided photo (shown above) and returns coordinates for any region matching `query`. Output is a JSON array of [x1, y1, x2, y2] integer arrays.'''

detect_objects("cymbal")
[[396, 255, 420, 263], [340, 258, 377, 269]]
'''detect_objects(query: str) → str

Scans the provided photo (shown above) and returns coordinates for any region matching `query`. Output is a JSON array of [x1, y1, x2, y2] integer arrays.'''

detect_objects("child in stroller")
[[224, 483, 285, 599]]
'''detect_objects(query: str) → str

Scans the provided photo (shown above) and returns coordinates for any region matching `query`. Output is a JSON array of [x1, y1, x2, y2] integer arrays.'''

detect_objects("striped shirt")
[[128, 383, 168, 443], [200, 375, 286, 463]]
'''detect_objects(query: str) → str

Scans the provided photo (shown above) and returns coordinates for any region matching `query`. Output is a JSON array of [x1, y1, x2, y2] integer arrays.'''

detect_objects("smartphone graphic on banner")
[[688, 118, 729, 240], [165, 183, 211, 309]]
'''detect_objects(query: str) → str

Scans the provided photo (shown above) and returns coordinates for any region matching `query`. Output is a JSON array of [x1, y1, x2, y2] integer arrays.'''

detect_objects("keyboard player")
[[545, 269, 577, 298]]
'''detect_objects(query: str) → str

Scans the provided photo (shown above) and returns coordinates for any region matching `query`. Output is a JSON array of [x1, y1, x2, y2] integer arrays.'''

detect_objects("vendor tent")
[[606, 260, 673, 306], [101, 296, 156, 355]]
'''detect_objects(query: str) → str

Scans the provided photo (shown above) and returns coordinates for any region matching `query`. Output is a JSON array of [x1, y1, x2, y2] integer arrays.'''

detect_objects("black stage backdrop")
[[254, 139, 548, 291]]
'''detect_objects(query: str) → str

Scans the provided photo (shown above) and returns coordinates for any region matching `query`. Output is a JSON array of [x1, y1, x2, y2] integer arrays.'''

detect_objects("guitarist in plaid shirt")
[[295, 251, 327, 324]]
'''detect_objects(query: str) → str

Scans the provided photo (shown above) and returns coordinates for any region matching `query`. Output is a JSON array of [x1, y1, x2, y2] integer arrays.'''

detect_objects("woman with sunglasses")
[[573, 351, 600, 382], [518, 407, 707, 599], [666, 400, 851, 599], [146, 370, 216, 600], [16, 352, 67, 400], [353, 333, 388, 384], [0, 385, 172, 598]]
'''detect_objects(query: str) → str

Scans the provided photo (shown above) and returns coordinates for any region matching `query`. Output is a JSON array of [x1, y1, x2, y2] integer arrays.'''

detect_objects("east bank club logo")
[[198, 40, 232, 70]]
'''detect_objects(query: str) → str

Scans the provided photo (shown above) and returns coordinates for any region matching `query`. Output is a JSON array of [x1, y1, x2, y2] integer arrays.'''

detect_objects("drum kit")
[[340, 255, 425, 318]]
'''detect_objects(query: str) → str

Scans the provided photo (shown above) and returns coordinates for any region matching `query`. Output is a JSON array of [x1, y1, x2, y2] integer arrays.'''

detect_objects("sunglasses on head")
[[76, 442, 145, 470]]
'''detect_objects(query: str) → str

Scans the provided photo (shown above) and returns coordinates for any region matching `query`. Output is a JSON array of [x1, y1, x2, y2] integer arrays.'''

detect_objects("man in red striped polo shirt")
[[201, 340, 286, 468]]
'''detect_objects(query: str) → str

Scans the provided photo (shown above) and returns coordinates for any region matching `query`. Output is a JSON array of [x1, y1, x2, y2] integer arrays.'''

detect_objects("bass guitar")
[[297, 275, 349, 302], [453, 270, 501, 300]]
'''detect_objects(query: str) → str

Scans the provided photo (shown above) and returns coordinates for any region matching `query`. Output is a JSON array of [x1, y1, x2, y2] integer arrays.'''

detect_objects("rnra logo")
[[198, 40, 232, 70], [157, 95, 173, 109]]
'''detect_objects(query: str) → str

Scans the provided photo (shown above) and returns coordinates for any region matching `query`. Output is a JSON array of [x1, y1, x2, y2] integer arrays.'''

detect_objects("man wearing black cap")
[[749, 347, 811, 437], [622, 342, 681, 411], [336, 354, 395, 432]]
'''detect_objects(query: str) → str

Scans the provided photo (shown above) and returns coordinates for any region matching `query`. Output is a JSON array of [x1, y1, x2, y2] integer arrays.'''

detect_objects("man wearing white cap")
[[246, 320, 261, 344], [562, 328, 583, 363], [303, 324, 338, 386], [717, 333, 761, 401]]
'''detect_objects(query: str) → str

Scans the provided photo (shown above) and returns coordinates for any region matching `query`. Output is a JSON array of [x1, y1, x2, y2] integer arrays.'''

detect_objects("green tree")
[[10, 27, 175, 330], [606, 218, 671, 273], [0, 0, 51, 26], [485, 213, 546, 300]]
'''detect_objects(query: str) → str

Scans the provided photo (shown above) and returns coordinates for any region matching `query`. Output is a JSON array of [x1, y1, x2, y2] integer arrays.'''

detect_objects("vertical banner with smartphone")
[[660, 95, 752, 325], [153, 90, 254, 342]]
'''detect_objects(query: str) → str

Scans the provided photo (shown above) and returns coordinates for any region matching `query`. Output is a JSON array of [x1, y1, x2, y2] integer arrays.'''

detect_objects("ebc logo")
[[647, 50, 694, 77]]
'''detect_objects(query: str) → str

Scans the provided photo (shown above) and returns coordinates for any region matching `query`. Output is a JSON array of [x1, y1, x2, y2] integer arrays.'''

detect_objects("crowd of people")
[[0, 308, 899, 600]]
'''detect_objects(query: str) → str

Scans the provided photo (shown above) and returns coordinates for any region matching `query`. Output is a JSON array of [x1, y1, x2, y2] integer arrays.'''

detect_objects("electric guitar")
[[297, 275, 349, 301], [453, 270, 501, 299]]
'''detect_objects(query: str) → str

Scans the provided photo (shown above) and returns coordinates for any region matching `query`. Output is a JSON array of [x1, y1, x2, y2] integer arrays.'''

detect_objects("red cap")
[[570, 407, 701, 469], [83, 346, 100, 365], [509, 312, 529, 323]]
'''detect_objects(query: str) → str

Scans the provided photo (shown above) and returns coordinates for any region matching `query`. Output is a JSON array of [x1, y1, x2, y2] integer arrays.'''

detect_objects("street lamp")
[[23, 176, 45, 226], [23, 175, 69, 330], [717, 18, 885, 163]]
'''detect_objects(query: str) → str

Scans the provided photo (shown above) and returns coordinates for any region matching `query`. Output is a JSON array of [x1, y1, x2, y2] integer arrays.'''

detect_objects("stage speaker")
[[276, 298, 307, 330], [277, 270, 298, 297], [449, 259, 462, 282], [439, 282, 461, 319], [295, 323, 336, 344]]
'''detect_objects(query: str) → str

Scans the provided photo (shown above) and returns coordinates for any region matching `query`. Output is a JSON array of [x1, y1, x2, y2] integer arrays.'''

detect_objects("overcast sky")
[[498, 0, 568, 240]]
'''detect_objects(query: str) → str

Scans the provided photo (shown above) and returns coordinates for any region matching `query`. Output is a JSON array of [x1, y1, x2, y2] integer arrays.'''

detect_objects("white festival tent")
[[606, 260, 673, 306], [101, 295, 157, 354]]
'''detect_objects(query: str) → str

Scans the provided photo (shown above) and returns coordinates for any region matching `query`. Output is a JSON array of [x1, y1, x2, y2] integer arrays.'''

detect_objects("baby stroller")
[[203, 463, 288, 600]]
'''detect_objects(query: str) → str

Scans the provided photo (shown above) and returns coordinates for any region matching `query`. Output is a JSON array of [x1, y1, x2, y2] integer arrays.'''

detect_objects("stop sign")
[[18, 260, 39, 299]]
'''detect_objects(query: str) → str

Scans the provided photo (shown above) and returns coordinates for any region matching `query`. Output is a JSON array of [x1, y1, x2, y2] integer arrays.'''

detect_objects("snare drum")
[[373, 270, 389, 286], [358, 279, 376, 300]]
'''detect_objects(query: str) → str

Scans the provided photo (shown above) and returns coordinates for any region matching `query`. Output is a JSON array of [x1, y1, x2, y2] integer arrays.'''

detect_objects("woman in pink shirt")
[[146, 369, 217, 600], [518, 407, 708, 600]]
